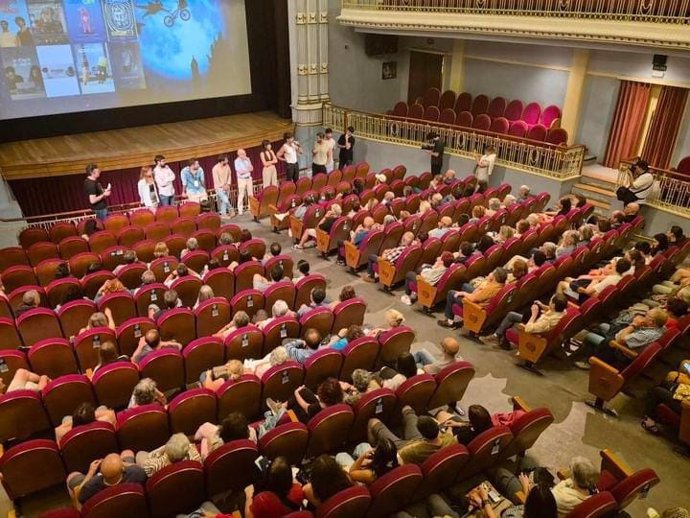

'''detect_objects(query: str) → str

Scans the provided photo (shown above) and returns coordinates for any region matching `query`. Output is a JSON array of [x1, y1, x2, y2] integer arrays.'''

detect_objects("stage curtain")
[[603, 81, 651, 168], [640, 86, 689, 170], [10, 140, 285, 218]]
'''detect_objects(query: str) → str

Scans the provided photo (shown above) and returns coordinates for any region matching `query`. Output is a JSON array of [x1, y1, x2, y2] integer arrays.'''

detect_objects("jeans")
[[646, 384, 681, 416], [444, 290, 459, 320], [367, 254, 379, 276], [286, 163, 299, 182], [236, 178, 253, 215], [159, 195, 174, 206], [495, 311, 523, 338], [335, 442, 372, 471], [313, 164, 327, 175], [413, 350, 435, 367], [94, 208, 108, 221], [405, 271, 417, 296], [492, 467, 526, 503], [395, 494, 459, 518], [368, 407, 422, 450], [215, 188, 230, 215]]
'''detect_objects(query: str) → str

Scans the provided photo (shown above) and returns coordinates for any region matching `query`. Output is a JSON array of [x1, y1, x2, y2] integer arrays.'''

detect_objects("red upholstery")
[[28, 338, 79, 379], [42, 374, 95, 426], [395, 374, 437, 414], [315, 486, 371, 518], [168, 388, 218, 436], [17, 308, 63, 346], [194, 297, 231, 338], [116, 317, 156, 358], [418, 443, 470, 497], [73, 327, 116, 372], [455, 110, 473, 127], [262, 361, 304, 406], [473, 114, 491, 130], [306, 404, 355, 457], [158, 307, 196, 346], [0, 390, 51, 443], [138, 348, 185, 392], [0, 439, 66, 500], [117, 404, 170, 452], [377, 326, 415, 366], [81, 483, 149, 518], [471, 94, 490, 117], [225, 326, 264, 361], [349, 388, 396, 442], [303, 349, 344, 391], [146, 460, 206, 518], [464, 426, 514, 478], [487, 96, 507, 119], [183, 336, 224, 384], [59, 421, 118, 473], [204, 439, 258, 497], [428, 362, 476, 411], [258, 422, 309, 466], [217, 374, 262, 421], [366, 464, 423, 518]]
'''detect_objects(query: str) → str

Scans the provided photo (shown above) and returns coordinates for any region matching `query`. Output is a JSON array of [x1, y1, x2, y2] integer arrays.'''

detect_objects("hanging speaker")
[[652, 54, 667, 71]]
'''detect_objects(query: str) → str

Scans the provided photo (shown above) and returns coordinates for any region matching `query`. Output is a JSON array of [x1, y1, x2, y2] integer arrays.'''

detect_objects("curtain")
[[10, 140, 285, 218], [603, 81, 652, 168], [641, 86, 689, 170]]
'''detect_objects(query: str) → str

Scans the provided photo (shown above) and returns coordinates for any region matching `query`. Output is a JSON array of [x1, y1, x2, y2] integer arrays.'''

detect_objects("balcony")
[[338, 0, 690, 50]]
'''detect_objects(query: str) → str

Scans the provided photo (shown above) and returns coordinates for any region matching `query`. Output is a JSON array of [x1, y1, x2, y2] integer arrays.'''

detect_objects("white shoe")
[[400, 295, 412, 305]]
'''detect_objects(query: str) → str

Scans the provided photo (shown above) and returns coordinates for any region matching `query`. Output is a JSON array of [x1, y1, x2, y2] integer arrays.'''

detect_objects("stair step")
[[579, 174, 618, 191], [586, 199, 611, 211], [571, 187, 613, 207], [573, 183, 615, 196]]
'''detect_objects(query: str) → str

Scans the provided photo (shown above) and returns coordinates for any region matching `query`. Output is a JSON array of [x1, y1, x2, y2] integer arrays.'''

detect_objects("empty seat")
[[92, 362, 140, 410], [428, 362, 475, 410], [455, 110, 473, 127], [0, 390, 51, 443], [28, 338, 79, 378], [58, 236, 90, 260], [463, 426, 513, 479], [27, 242, 60, 267], [19, 227, 49, 249], [17, 308, 63, 346], [472, 114, 491, 131], [0, 439, 66, 500], [521, 101, 542, 125], [471, 94, 490, 117], [417, 443, 470, 497]]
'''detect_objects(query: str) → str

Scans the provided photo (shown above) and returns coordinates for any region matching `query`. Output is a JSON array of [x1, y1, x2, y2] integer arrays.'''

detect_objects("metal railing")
[[341, 0, 690, 23], [617, 159, 690, 215], [324, 104, 584, 180]]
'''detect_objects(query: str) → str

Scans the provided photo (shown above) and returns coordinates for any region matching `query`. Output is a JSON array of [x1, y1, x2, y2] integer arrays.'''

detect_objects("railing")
[[341, 0, 690, 23], [324, 104, 584, 180], [617, 158, 690, 215]]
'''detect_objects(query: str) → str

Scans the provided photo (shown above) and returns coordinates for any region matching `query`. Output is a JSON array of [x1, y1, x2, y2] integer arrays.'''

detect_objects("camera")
[[421, 142, 434, 151]]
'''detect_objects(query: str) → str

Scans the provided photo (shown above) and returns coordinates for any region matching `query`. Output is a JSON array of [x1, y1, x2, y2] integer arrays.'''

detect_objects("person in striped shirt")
[[363, 231, 417, 283]]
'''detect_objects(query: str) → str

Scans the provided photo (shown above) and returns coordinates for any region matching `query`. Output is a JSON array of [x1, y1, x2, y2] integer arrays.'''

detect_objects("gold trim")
[[586, 71, 690, 89]]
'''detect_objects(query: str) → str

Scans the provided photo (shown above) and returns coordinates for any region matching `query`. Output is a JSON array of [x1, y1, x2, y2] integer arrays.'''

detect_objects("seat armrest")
[[512, 396, 531, 412], [599, 448, 634, 479], [609, 340, 638, 359]]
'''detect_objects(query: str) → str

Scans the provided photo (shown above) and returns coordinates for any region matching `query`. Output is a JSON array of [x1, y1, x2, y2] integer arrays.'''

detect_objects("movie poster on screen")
[[102, 0, 137, 40], [73, 41, 114, 93], [1, 45, 45, 98], [64, 0, 106, 44], [108, 40, 144, 89], [36, 43, 80, 96], [27, 0, 69, 45], [0, 0, 32, 47]]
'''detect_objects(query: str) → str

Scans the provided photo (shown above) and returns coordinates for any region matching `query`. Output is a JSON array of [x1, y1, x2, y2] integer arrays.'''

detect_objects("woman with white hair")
[[135, 433, 201, 476], [552, 456, 599, 516], [485, 197, 502, 217], [181, 237, 199, 258], [294, 203, 342, 249], [194, 285, 215, 309], [128, 378, 167, 408], [245, 345, 289, 379], [257, 299, 292, 330]]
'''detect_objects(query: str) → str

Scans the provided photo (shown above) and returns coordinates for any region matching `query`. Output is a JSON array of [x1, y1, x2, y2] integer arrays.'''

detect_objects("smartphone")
[[681, 360, 690, 375], [254, 455, 270, 474], [106, 183, 111, 191]]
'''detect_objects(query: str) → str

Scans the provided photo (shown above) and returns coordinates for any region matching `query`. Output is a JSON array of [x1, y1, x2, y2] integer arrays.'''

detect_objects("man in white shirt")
[[474, 146, 497, 193], [324, 128, 337, 173], [276, 132, 302, 182], [617, 159, 654, 206], [212, 155, 232, 216], [154, 154, 176, 206], [234, 149, 254, 215]]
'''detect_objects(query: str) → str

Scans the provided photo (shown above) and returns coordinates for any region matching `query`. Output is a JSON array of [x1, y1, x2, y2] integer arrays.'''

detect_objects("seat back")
[[17, 308, 63, 346], [139, 348, 185, 392], [502, 407, 555, 460], [564, 491, 617, 518], [168, 388, 218, 436], [258, 422, 309, 466], [522, 102, 542, 124], [28, 338, 79, 378], [349, 389, 396, 442], [263, 281, 296, 313], [316, 486, 371, 518], [183, 336, 224, 384], [262, 361, 305, 405], [73, 327, 117, 371], [377, 326, 415, 365], [0, 390, 51, 443], [217, 374, 262, 421], [225, 326, 264, 362], [306, 404, 355, 457], [203, 268, 234, 301], [117, 404, 170, 452], [204, 439, 259, 497], [294, 274, 327, 309], [81, 483, 149, 518], [97, 291, 136, 326], [464, 426, 514, 479], [0, 439, 66, 500], [60, 421, 118, 474], [234, 261, 265, 293], [331, 298, 366, 333], [303, 349, 344, 391], [418, 443, 470, 497], [395, 374, 437, 415], [428, 361, 476, 409], [366, 464, 423, 518], [170, 276, 203, 309], [299, 307, 334, 339], [194, 297, 231, 338], [116, 317, 156, 358], [149, 257, 179, 283], [341, 336, 380, 382], [610, 468, 660, 510], [158, 307, 196, 347], [146, 460, 206, 518], [0, 317, 23, 350], [42, 374, 96, 426]]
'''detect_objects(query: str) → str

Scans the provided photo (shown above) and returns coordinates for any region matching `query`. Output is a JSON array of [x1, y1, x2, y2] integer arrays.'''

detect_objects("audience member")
[[284, 328, 322, 363], [0, 368, 50, 394], [413, 336, 461, 375], [54, 402, 116, 442], [135, 433, 201, 476], [128, 377, 167, 408], [439, 267, 507, 328], [303, 455, 354, 508]]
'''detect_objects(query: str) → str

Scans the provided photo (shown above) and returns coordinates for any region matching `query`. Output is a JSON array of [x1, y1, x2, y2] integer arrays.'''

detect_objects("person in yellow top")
[[641, 359, 690, 434], [438, 267, 508, 328], [311, 132, 331, 175]]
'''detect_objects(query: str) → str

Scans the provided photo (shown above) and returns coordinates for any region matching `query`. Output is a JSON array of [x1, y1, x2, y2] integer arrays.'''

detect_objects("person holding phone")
[[641, 358, 690, 435], [84, 163, 110, 220]]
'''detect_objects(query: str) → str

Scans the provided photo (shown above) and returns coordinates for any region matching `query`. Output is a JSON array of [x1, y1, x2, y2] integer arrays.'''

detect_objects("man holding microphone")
[[84, 163, 111, 220]]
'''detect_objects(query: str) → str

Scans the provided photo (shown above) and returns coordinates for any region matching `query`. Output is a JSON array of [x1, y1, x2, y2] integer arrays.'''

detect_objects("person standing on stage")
[[324, 128, 337, 173], [337, 126, 355, 168], [235, 149, 254, 216], [212, 155, 232, 216], [137, 165, 159, 211], [84, 163, 111, 221], [312, 132, 330, 176], [154, 154, 176, 206], [181, 158, 207, 203], [260, 140, 278, 188], [422, 131, 444, 176], [277, 132, 302, 183]]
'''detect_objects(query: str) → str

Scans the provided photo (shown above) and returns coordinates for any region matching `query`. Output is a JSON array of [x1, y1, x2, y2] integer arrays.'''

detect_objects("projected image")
[[109, 40, 144, 89], [0, 0, 31, 47], [74, 41, 114, 93], [2, 46, 45, 98], [64, 0, 107, 43], [28, 0, 69, 45], [36, 43, 80, 96]]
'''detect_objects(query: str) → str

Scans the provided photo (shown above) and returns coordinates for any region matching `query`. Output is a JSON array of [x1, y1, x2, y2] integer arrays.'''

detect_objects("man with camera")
[[422, 131, 445, 175], [616, 159, 654, 206]]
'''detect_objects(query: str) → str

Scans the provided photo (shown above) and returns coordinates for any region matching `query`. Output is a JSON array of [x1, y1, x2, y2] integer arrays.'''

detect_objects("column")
[[448, 39, 465, 93], [560, 49, 590, 145], [0, 174, 23, 220]]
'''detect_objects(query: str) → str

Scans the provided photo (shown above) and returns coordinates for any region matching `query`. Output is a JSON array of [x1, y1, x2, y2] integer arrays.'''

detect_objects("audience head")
[[400, 231, 415, 246], [666, 297, 688, 319], [22, 289, 40, 308], [144, 329, 161, 349], [218, 232, 234, 245], [122, 250, 137, 265], [440, 251, 455, 268], [72, 402, 96, 427], [499, 225, 514, 241], [101, 278, 126, 294], [492, 267, 508, 284], [523, 481, 558, 518], [253, 309, 268, 324], [648, 308, 668, 328], [317, 377, 344, 406], [383, 214, 396, 226], [558, 196, 572, 213], [516, 219, 530, 235], [239, 229, 252, 243], [551, 294, 568, 313], [97, 341, 119, 367], [132, 378, 158, 406], [476, 235, 494, 253], [175, 264, 189, 277], [238, 249, 252, 264], [503, 194, 517, 206], [218, 412, 250, 442], [153, 242, 169, 258], [185, 237, 198, 251], [362, 216, 375, 229], [512, 259, 528, 280], [460, 241, 474, 257], [578, 224, 593, 242], [263, 456, 293, 498], [471, 205, 485, 219], [518, 185, 531, 198], [165, 433, 192, 463], [269, 265, 284, 282], [569, 456, 598, 491], [396, 352, 417, 378], [351, 369, 373, 393], [54, 262, 69, 279], [345, 324, 364, 342], [206, 258, 221, 271], [269, 346, 288, 367], [141, 270, 156, 286], [615, 258, 631, 275], [488, 198, 501, 211], [634, 241, 651, 256], [385, 309, 405, 328], [225, 359, 244, 381], [440, 216, 452, 228], [310, 455, 352, 503], [271, 300, 289, 318], [371, 438, 399, 477], [339, 285, 356, 302], [574, 194, 587, 208], [163, 289, 179, 309], [310, 287, 326, 305], [541, 242, 557, 259], [233, 310, 250, 328], [417, 416, 441, 440], [441, 336, 460, 357], [88, 311, 108, 328], [269, 242, 281, 257], [99, 454, 125, 485], [197, 285, 215, 303], [668, 225, 685, 243], [296, 259, 310, 276], [304, 328, 322, 350], [468, 404, 492, 433], [85, 163, 100, 178], [597, 219, 611, 233], [457, 213, 470, 226], [526, 213, 540, 228], [531, 250, 547, 267]]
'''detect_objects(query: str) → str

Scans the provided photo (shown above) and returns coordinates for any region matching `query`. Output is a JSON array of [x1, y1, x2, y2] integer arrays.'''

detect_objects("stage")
[[0, 112, 294, 180]]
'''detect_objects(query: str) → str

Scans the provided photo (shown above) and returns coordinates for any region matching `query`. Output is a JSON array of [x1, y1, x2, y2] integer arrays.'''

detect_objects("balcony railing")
[[341, 0, 690, 23], [324, 104, 585, 180], [617, 159, 690, 216]]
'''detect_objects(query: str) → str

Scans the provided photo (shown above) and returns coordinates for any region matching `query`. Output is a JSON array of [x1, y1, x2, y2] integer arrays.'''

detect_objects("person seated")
[[297, 287, 329, 317], [74, 309, 116, 343], [665, 297, 689, 330], [214, 310, 253, 340], [428, 174, 443, 191], [80, 219, 99, 241], [490, 225, 515, 244], [244, 456, 304, 518], [291, 194, 315, 222], [518, 185, 531, 201], [0, 368, 50, 395], [613, 202, 640, 224], [453, 241, 477, 266], [340, 369, 380, 405], [503, 194, 518, 207], [91, 341, 126, 375], [574, 307, 668, 370], [556, 230, 580, 258], [193, 285, 215, 309], [303, 455, 354, 508], [194, 412, 257, 460], [67, 451, 146, 510], [400, 251, 454, 306], [163, 263, 201, 288], [53, 262, 70, 280], [551, 457, 600, 516], [55, 402, 116, 442], [262, 242, 282, 264], [113, 250, 141, 275], [470, 469, 558, 518], [134, 433, 200, 477], [556, 257, 631, 304], [328, 324, 365, 351], [481, 294, 568, 349], [293, 259, 310, 282], [413, 336, 462, 375], [376, 352, 418, 392], [239, 229, 253, 243], [336, 216, 379, 265], [284, 328, 322, 363], [365, 308, 406, 337], [429, 193, 444, 211], [507, 258, 529, 283], [131, 329, 181, 364], [435, 404, 493, 445], [148, 289, 181, 321], [253, 264, 286, 292], [485, 197, 502, 217], [469, 205, 486, 223], [542, 196, 572, 220], [438, 267, 508, 328], [650, 273, 690, 307], [128, 377, 167, 408], [244, 345, 289, 379], [180, 237, 199, 258], [364, 231, 416, 283], [428, 216, 453, 239], [15, 289, 41, 317], [253, 309, 269, 326], [668, 225, 687, 247], [218, 232, 234, 246], [228, 250, 254, 272], [368, 406, 456, 465], [257, 300, 294, 330], [640, 358, 690, 435], [335, 438, 399, 486], [132, 270, 157, 296], [201, 359, 244, 391]]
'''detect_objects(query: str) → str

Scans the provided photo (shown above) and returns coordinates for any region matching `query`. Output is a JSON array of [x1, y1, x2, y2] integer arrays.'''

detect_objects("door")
[[407, 50, 444, 105]]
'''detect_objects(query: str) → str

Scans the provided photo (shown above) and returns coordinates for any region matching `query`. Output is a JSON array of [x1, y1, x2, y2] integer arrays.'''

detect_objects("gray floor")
[[2, 213, 688, 516]]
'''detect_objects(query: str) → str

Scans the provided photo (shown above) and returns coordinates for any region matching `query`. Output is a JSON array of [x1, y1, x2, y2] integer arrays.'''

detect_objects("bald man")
[[235, 148, 254, 215], [68, 451, 146, 508], [413, 336, 462, 375]]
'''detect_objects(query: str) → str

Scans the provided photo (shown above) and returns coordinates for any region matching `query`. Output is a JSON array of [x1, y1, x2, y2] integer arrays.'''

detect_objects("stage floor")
[[0, 112, 293, 180]]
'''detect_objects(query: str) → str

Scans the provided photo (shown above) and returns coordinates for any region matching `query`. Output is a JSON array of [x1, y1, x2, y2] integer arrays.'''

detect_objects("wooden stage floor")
[[0, 112, 293, 180]]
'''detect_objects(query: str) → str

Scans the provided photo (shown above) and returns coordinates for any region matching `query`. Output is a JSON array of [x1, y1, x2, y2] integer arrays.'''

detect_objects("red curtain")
[[10, 140, 285, 218], [603, 81, 652, 168], [641, 86, 689, 170]]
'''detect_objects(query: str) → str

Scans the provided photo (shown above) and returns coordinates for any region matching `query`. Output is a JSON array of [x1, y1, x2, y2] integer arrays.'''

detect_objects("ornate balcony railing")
[[324, 104, 585, 180], [617, 159, 690, 216], [341, 0, 690, 23]]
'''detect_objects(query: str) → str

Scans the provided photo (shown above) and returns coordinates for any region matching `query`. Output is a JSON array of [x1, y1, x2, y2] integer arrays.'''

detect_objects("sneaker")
[[362, 275, 376, 283], [574, 360, 591, 370], [400, 295, 412, 306], [265, 397, 282, 415], [479, 334, 499, 346], [437, 319, 459, 328], [336, 259, 346, 266]]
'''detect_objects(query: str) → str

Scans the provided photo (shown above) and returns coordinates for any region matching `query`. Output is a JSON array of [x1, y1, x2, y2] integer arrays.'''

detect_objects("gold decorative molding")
[[308, 11, 317, 23], [464, 54, 571, 72], [296, 11, 307, 24], [297, 64, 309, 75], [320, 11, 329, 23], [320, 62, 329, 73]]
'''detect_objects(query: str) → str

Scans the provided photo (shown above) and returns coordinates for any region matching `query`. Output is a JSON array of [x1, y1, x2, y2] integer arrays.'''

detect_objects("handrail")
[[324, 103, 584, 180], [616, 157, 690, 215], [341, 0, 690, 24]]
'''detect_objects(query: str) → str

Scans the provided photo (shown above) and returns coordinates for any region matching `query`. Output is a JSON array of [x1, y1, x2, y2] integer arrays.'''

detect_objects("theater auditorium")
[[0, 1, 688, 517]]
